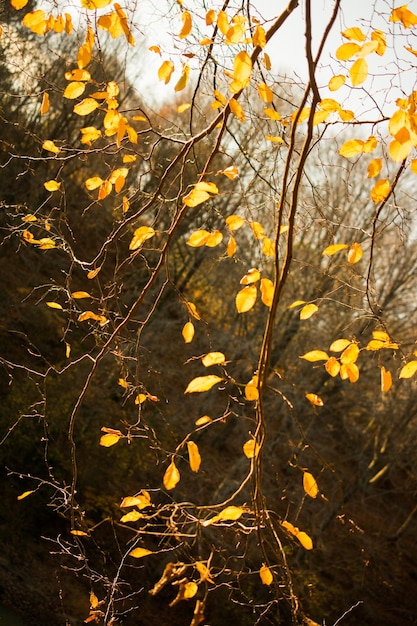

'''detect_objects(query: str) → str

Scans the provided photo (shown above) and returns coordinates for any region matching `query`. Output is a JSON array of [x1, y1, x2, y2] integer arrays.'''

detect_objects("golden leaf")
[[300, 350, 329, 362], [303, 472, 319, 498], [347, 242, 362, 264], [227, 236, 237, 257], [240, 268, 261, 285], [300, 303, 318, 320], [341, 27, 366, 41], [163, 459, 180, 490], [253, 24, 266, 48], [328, 74, 346, 91], [389, 138, 413, 162], [129, 226, 155, 251], [129, 547, 153, 558], [340, 343, 360, 364], [73, 98, 99, 116], [217, 10, 229, 35], [367, 158, 382, 178], [357, 40, 379, 57], [184, 375, 223, 394], [260, 278, 274, 307], [260, 564, 273, 585], [229, 98, 245, 121], [186, 230, 210, 246], [205, 9, 215, 26], [390, 5, 417, 28], [70, 529, 89, 536], [80, 127, 101, 145], [335, 42, 360, 60], [249, 221, 265, 239], [187, 441, 201, 472], [120, 510, 143, 523], [195, 415, 211, 426], [262, 237, 275, 257], [23, 10, 46, 35], [202, 505, 245, 526], [178, 10, 192, 38], [297, 531, 314, 550], [305, 393, 323, 407], [183, 182, 218, 207], [371, 29, 386, 55], [243, 439, 260, 459], [245, 375, 259, 401], [63, 81, 86, 99], [349, 58, 368, 86], [219, 166, 239, 180], [185, 301, 200, 320], [42, 140, 60, 154], [339, 139, 364, 158], [202, 352, 225, 367], [120, 491, 151, 508], [236, 285, 257, 313], [174, 64, 190, 92], [264, 108, 282, 120], [370, 179, 390, 203], [399, 360, 417, 379], [71, 291, 91, 299], [381, 366, 392, 392], [177, 103, 191, 113], [205, 230, 223, 247], [44, 180, 61, 191], [226, 215, 245, 230], [257, 82, 273, 103], [325, 356, 340, 377], [65, 69, 91, 81], [85, 176, 103, 191], [11, 0, 28, 8], [87, 267, 101, 279], [158, 60, 175, 84], [340, 362, 359, 383], [99, 433, 121, 447], [182, 321, 195, 344], [40, 92, 50, 115], [17, 490, 34, 500], [196, 561, 214, 584], [183, 581, 198, 599]]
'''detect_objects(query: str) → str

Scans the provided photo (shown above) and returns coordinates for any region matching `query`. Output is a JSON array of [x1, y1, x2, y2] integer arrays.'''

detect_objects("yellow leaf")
[[186, 230, 210, 246], [120, 491, 151, 508], [63, 81, 86, 99], [70, 529, 89, 536], [260, 564, 273, 585], [183, 581, 198, 599], [371, 29, 386, 55], [42, 140, 60, 154], [347, 242, 362, 264], [264, 108, 281, 120], [100, 433, 121, 447], [87, 267, 101, 279], [184, 375, 223, 394], [245, 375, 259, 401], [253, 24, 266, 48], [367, 158, 382, 178], [71, 291, 91, 299], [243, 439, 260, 459], [202, 352, 225, 367], [240, 268, 261, 285], [390, 5, 417, 28], [217, 10, 229, 35], [341, 343, 360, 364], [17, 490, 35, 500], [202, 505, 245, 526], [341, 27, 366, 41], [227, 236, 237, 257], [205, 230, 223, 247], [260, 278, 274, 307], [182, 321, 194, 344], [249, 221, 265, 240], [339, 108, 354, 121], [78, 311, 103, 322], [303, 472, 319, 498], [73, 98, 100, 116], [328, 74, 346, 91], [325, 356, 340, 377], [195, 415, 211, 426], [329, 338, 351, 352], [362, 135, 378, 153], [349, 57, 368, 86], [257, 82, 273, 103], [187, 441, 201, 472], [135, 393, 147, 404], [219, 166, 239, 180], [120, 510, 143, 523], [80, 127, 101, 145], [205, 9, 215, 26], [174, 64, 190, 92], [300, 350, 329, 362], [262, 237, 275, 257], [356, 40, 379, 57], [336, 42, 361, 60], [297, 531, 314, 550], [185, 300, 201, 320], [65, 343, 71, 358], [22, 214, 37, 223], [196, 561, 214, 584], [339, 139, 364, 158], [179, 10, 192, 38], [183, 182, 218, 207], [236, 285, 257, 313], [129, 547, 153, 558], [40, 92, 50, 115], [158, 60, 174, 84], [85, 176, 103, 191], [399, 360, 417, 379], [381, 366, 392, 392], [177, 103, 191, 113], [163, 459, 180, 490], [226, 215, 245, 230], [11, 0, 28, 8], [44, 180, 61, 191], [229, 98, 245, 121], [23, 10, 46, 35], [129, 226, 155, 250], [370, 179, 390, 203], [300, 303, 318, 320], [340, 362, 360, 383], [322, 243, 349, 257], [289, 300, 306, 309], [389, 138, 413, 162], [305, 393, 323, 407]]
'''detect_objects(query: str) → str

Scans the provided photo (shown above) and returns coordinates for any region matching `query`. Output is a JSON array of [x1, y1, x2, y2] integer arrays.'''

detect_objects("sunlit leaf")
[[243, 439, 260, 459], [40, 92, 50, 115], [264, 108, 282, 120], [230, 51, 252, 93], [23, 10, 46, 35], [300, 303, 318, 320], [42, 140, 60, 154], [182, 321, 194, 344], [381, 366, 392, 392], [325, 356, 340, 377], [362, 135, 378, 153], [257, 82, 273, 103], [253, 24, 266, 48], [87, 267, 101, 279], [226, 215, 245, 230], [245, 375, 259, 401], [357, 40, 379, 57], [100, 433, 121, 447], [219, 166, 239, 180], [186, 230, 210, 246], [340, 362, 359, 383], [183, 182, 218, 207], [196, 561, 214, 584], [236, 285, 257, 313], [229, 98, 245, 121], [202, 505, 245, 526], [297, 531, 314, 550], [370, 179, 390, 203], [174, 64, 190, 92], [63, 81, 86, 99], [129, 547, 153, 558], [187, 441, 201, 472], [217, 10, 229, 35], [163, 459, 180, 490], [260, 278, 274, 307], [17, 490, 35, 500], [249, 221, 265, 240], [399, 360, 417, 379], [205, 9, 215, 26], [390, 5, 417, 28], [71, 529, 89, 536], [195, 415, 212, 426], [85, 176, 103, 191], [341, 26, 366, 41], [367, 158, 382, 178], [177, 103, 191, 113], [303, 472, 319, 498], [336, 42, 360, 60], [300, 350, 329, 362], [240, 268, 261, 285], [227, 236, 237, 257], [129, 226, 155, 251], [184, 375, 223, 394], [347, 242, 362, 264], [202, 352, 225, 367], [305, 393, 323, 407], [328, 74, 346, 91], [205, 230, 223, 247], [120, 510, 143, 523], [120, 491, 151, 508], [340, 343, 360, 364], [71, 291, 91, 299], [44, 180, 61, 192], [158, 60, 175, 84], [73, 98, 99, 116], [339, 139, 364, 158], [178, 10, 192, 38], [185, 300, 200, 320], [183, 581, 198, 599], [371, 29, 386, 55], [389, 138, 413, 162]]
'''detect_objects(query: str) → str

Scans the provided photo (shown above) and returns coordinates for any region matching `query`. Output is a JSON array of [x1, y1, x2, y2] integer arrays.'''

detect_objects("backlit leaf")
[[260, 564, 273, 585], [300, 350, 329, 362], [240, 268, 261, 285], [229, 98, 245, 121], [389, 138, 413, 162], [46, 302, 63, 310], [129, 547, 153, 558], [342, 27, 366, 41], [336, 42, 360, 60], [350, 57, 368, 85], [347, 243, 362, 264], [217, 10, 229, 35], [17, 490, 35, 500], [73, 98, 99, 116], [120, 491, 151, 508], [174, 64, 190, 92], [250, 221, 265, 239], [260, 278, 274, 307], [381, 366, 392, 392], [44, 180, 61, 191], [195, 415, 211, 426], [243, 439, 260, 459], [186, 230, 210, 246], [40, 92, 50, 115], [257, 82, 273, 103], [226, 215, 245, 230], [390, 5, 417, 28], [300, 303, 318, 320], [303, 472, 319, 498], [187, 441, 201, 472], [253, 24, 266, 48], [63, 81, 86, 99], [183, 182, 218, 207], [245, 375, 259, 401], [339, 139, 364, 158], [231, 51, 252, 92], [99, 433, 121, 447], [70, 530, 88, 536], [297, 531, 313, 550], [399, 360, 417, 379], [71, 291, 91, 299], [228, 237, 237, 257], [184, 375, 223, 393], [340, 362, 359, 382], [322, 243, 349, 256], [205, 230, 223, 247], [236, 285, 257, 313], [158, 60, 174, 84], [341, 343, 360, 364], [328, 74, 346, 91], [42, 140, 60, 154], [196, 561, 214, 584], [120, 510, 143, 523], [85, 176, 103, 191], [182, 321, 194, 343], [325, 357, 340, 377], [183, 581, 198, 599], [163, 459, 180, 490], [367, 158, 382, 178], [219, 166, 239, 180], [129, 226, 155, 250], [370, 179, 390, 203], [202, 505, 245, 526], [23, 10, 46, 35], [202, 352, 225, 367], [179, 10, 192, 38], [305, 393, 323, 407]]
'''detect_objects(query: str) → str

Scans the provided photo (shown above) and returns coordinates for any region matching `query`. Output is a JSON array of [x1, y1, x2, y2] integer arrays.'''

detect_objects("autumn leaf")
[[336, 42, 360, 60], [347, 243, 362, 264], [243, 439, 260, 459], [226, 215, 245, 230], [42, 139, 60, 154], [259, 564, 273, 585], [381, 366, 392, 392], [158, 60, 175, 84], [202, 505, 245, 526], [370, 179, 390, 203], [182, 321, 194, 343], [236, 285, 257, 313], [257, 82, 273, 103], [129, 226, 155, 251], [129, 547, 153, 558], [325, 357, 340, 377], [44, 180, 61, 191], [322, 243, 349, 256], [305, 393, 324, 407], [183, 182, 218, 207], [63, 81, 86, 99], [73, 98, 99, 116], [202, 352, 225, 367], [367, 158, 382, 178], [303, 472, 319, 498], [99, 433, 121, 447], [339, 139, 364, 158], [184, 375, 223, 393], [17, 490, 35, 500], [300, 350, 329, 362], [178, 10, 192, 38], [40, 92, 50, 115], [187, 441, 201, 472], [399, 361, 417, 379], [328, 74, 346, 91], [260, 278, 274, 307], [300, 303, 318, 320], [163, 458, 180, 490]]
